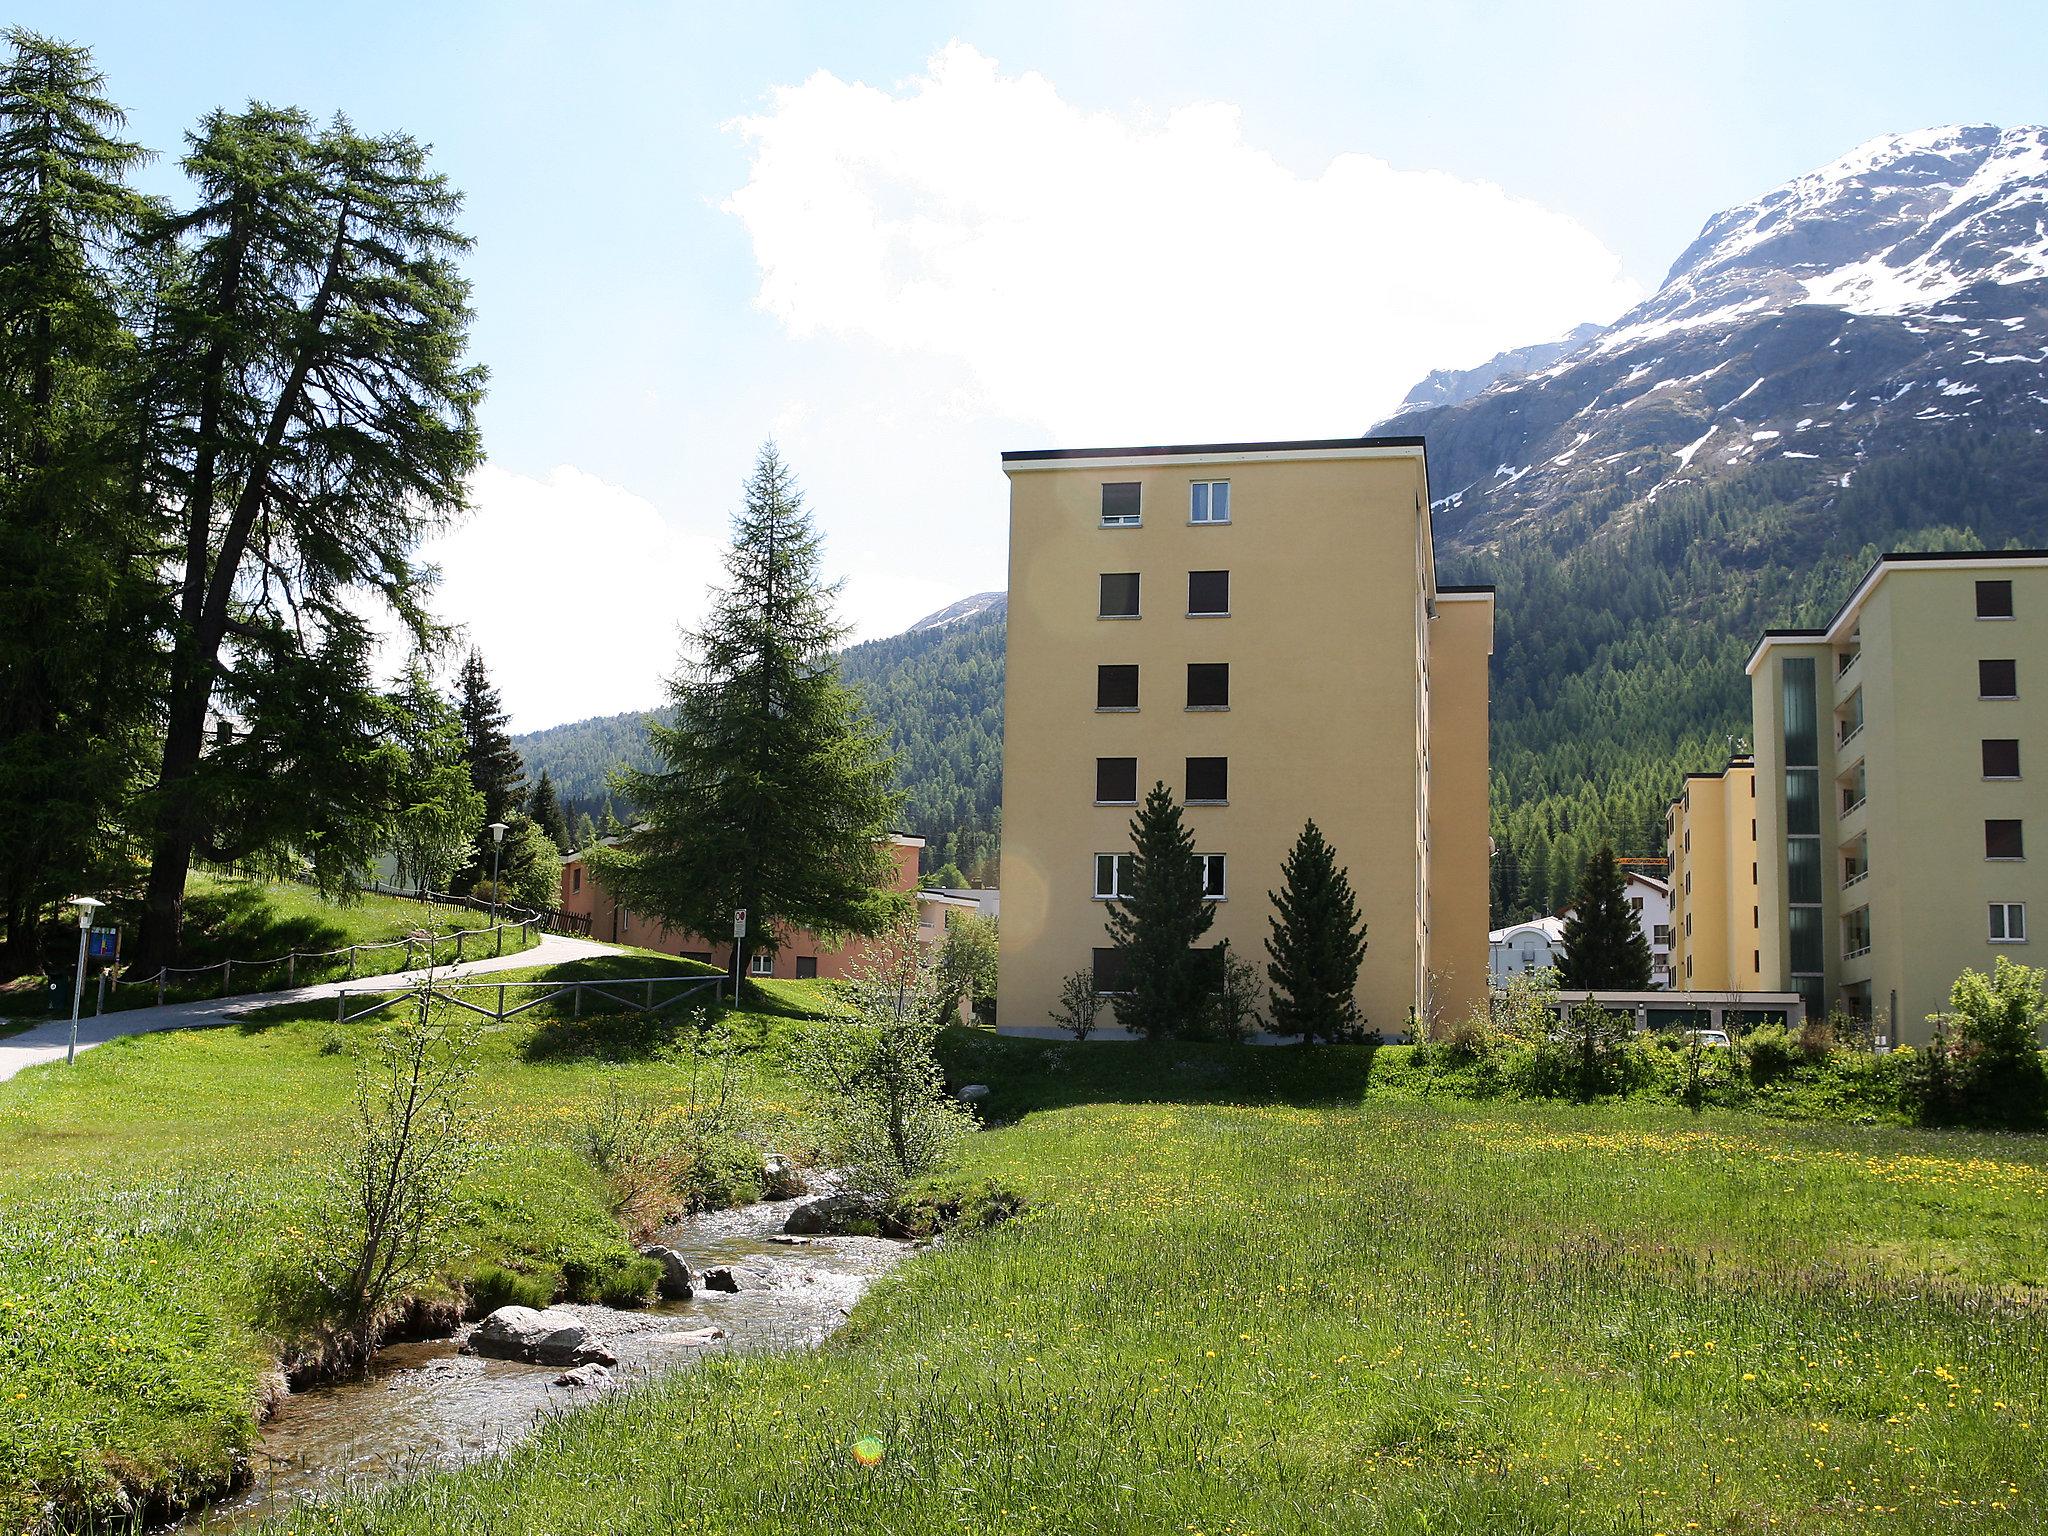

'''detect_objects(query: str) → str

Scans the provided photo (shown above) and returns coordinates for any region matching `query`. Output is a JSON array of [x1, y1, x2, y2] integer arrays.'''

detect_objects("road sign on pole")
[[731, 908, 747, 939]]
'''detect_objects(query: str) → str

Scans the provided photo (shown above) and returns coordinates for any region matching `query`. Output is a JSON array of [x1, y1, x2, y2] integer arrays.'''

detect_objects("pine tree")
[[1263, 820, 1370, 1042], [572, 810, 598, 851], [1556, 845, 1653, 989], [529, 768, 569, 852], [456, 648, 526, 889], [589, 444, 903, 985], [599, 799, 624, 838], [0, 30, 160, 973], [1104, 782, 1217, 1040], [388, 665, 484, 892]]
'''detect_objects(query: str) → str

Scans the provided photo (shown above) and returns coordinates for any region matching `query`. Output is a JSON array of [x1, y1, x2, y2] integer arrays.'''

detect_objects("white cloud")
[[725, 43, 1643, 440], [414, 463, 723, 732]]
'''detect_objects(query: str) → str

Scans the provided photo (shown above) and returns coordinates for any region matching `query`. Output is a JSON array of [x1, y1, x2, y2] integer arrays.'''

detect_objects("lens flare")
[[852, 1435, 885, 1466]]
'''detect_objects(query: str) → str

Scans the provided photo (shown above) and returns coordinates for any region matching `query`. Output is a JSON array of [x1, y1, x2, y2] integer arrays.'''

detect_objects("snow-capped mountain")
[[1379, 125, 2048, 549], [906, 591, 1006, 633]]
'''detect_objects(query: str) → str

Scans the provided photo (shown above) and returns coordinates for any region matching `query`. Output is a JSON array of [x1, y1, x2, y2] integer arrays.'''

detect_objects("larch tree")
[[1264, 819, 1369, 1042], [131, 107, 483, 965], [1556, 845, 1653, 990], [0, 30, 159, 973], [589, 444, 904, 985], [1104, 781, 1216, 1040]]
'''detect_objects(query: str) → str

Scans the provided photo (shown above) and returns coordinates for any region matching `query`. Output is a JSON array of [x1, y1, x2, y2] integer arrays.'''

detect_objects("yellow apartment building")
[[1746, 551, 2046, 1042], [1666, 756, 1763, 991], [997, 435, 1494, 1038]]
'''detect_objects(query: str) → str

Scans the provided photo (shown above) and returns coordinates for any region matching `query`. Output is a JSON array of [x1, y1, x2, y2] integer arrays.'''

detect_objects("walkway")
[[0, 932, 621, 1084]]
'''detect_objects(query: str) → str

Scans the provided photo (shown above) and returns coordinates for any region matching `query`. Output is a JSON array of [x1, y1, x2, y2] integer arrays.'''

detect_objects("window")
[[1653, 924, 1671, 947], [1190, 480, 1230, 523], [1630, 896, 1644, 913], [1990, 903, 2028, 943], [1185, 756, 1228, 803], [1101, 482, 1141, 526], [1186, 662, 1230, 708], [749, 951, 774, 977], [1987, 819, 2026, 860], [1685, 912, 1693, 937], [1096, 757, 1138, 804], [796, 956, 819, 979], [1977, 579, 2014, 619], [1984, 738, 2021, 778], [1199, 853, 1227, 900], [1187, 569, 1230, 615], [1980, 658, 2018, 698], [1842, 906, 1871, 959], [1099, 572, 1140, 618], [572, 867, 582, 892], [1097, 664, 1139, 710], [1091, 946, 1130, 993], [1093, 852, 1134, 899]]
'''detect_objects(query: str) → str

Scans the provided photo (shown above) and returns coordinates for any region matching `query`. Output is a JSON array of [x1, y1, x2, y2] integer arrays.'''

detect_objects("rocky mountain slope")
[[1382, 124, 2048, 551], [1380, 125, 2048, 918]]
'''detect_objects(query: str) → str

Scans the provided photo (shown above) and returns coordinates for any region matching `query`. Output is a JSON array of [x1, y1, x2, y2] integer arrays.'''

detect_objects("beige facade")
[[1666, 757, 1762, 991], [1746, 552, 2047, 1043], [997, 436, 1493, 1038]]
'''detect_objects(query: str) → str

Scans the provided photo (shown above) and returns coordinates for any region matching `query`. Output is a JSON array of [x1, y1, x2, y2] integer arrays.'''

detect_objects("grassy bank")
[[5, 1000, 2047, 1534], [0, 875, 541, 1018], [267, 1041, 2048, 1535], [0, 952, 765, 1528]]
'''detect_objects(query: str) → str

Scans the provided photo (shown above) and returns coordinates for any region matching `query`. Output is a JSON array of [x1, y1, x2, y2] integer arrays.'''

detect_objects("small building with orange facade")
[[558, 832, 979, 979]]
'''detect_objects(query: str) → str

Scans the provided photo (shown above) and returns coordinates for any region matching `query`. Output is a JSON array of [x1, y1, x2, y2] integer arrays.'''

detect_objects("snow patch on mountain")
[[907, 591, 1007, 633]]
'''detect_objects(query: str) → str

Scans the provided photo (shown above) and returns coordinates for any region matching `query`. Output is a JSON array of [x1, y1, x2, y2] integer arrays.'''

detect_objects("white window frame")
[[1199, 853, 1227, 901], [1190, 480, 1231, 524], [1990, 902, 2028, 943], [748, 951, 774, 976], [1093, 852, 1133, 900]]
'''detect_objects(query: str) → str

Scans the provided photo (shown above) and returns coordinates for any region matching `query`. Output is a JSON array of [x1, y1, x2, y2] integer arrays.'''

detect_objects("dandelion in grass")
[[853, 1434, 885, 1466]]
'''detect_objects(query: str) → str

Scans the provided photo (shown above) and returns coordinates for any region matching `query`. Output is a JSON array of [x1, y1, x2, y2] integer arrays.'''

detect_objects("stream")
[[179, 1198, 908, 1530]]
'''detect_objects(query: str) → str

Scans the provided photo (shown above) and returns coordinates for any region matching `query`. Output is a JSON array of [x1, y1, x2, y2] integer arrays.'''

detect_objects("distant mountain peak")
[[1395, 322, 1605, 414], [906, 591, 1007, 633]]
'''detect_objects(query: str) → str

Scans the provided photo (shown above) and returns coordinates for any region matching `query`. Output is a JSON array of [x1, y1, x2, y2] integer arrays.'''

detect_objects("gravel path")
[[0, 932, 622, 1083]]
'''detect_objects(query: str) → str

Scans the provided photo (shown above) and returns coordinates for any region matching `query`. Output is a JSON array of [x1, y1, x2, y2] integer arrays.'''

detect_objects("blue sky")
[[23, 0, 2048, 728]]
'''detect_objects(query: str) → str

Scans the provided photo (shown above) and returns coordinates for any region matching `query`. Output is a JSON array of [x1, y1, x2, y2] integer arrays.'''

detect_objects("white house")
[[1488, 916, 1564, 981], [1489, 871, 1673, 988]]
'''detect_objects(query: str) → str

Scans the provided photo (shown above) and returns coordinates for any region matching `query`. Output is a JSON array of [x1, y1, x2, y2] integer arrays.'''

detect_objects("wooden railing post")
[[496, 924, 505, 958], [287, 954, 296, 988], [221, 959, 231, 997], [337, 991, 346, 1022], [347, 946, 357, 979], [573, 983, 583, 1018], [456, 930, 465, 963], [156, 973, 165, 1007], [497, 982, 506, 1022]]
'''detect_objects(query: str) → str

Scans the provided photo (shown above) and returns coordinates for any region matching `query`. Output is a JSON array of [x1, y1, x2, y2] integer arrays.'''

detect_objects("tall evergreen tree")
[[572, 810, 598, 851], [528, 767, 569, 852], [589, 444, 903, 984], [132, 106, 484, 963], [456, 648, 525, 888], [1264, 820, 1369, 1042], [1556, 845, 1653, 989], [0, 30, 159, 973], [1104, 781, 1216, 1040], [387, 665, 484, 893]]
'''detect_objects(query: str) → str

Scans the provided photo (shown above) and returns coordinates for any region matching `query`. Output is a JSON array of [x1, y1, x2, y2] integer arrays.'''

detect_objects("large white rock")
[[465, 1306, 616, 1367]]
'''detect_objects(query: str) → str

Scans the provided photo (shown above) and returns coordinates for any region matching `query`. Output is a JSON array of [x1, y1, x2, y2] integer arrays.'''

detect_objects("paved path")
[[0, 932, 622, 1084]]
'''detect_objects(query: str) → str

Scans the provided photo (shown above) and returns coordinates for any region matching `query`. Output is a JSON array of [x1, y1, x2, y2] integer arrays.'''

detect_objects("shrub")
[[1051, 969, 1105, 1040], [934, 913, 999, 1022], [1516, 997, 1636, 1100], [883, 1177, 1028, 1240], [561, 1252, 662, 1308], [1907, 957, 2048, 1128], [1743, 1025, 1798, 1086], [1209, 942, 1263, 1044]]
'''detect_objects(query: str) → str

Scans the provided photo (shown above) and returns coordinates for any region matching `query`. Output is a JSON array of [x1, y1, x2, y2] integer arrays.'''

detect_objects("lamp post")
[[488, 821, 508, 922], [65, 896, 104, 1067]]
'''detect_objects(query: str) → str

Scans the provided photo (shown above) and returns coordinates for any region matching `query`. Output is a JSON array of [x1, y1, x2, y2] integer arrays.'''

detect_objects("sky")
[[24, 0, 2048, 731]]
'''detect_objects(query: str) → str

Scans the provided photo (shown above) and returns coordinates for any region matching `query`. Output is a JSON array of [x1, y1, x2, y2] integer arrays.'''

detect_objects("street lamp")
[[488, 822, 508, 921], [65, 896, 104, 1067]]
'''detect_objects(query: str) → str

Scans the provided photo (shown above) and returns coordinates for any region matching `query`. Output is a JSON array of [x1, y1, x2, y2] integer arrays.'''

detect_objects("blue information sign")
[[87, 927, 118, 961]]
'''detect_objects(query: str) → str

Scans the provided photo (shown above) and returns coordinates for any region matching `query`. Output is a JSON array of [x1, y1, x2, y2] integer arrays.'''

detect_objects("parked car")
[[1683, 1028, 1733, 1049]]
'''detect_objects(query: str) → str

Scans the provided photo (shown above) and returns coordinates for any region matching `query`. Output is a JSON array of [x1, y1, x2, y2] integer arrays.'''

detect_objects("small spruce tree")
[[528, 768, 570, 852], [1556, 846, 1652, 989], [1104, 781, 1216, 1040], [1263, 820, 1369, 1042], [456, 649, 527, 889]]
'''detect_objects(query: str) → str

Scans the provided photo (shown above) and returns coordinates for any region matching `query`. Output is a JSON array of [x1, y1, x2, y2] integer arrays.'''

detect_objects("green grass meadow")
[[2, 971, 2045, 1534]]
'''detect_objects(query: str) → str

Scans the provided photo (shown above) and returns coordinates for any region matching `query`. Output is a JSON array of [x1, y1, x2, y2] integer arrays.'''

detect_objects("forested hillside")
[[515, 599, 1006, 880]]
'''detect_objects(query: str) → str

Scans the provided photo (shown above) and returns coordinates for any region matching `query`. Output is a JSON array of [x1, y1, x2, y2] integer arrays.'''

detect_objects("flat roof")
[[1746, 549, 2048, 673], [1002, 434, 1424, 463]]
